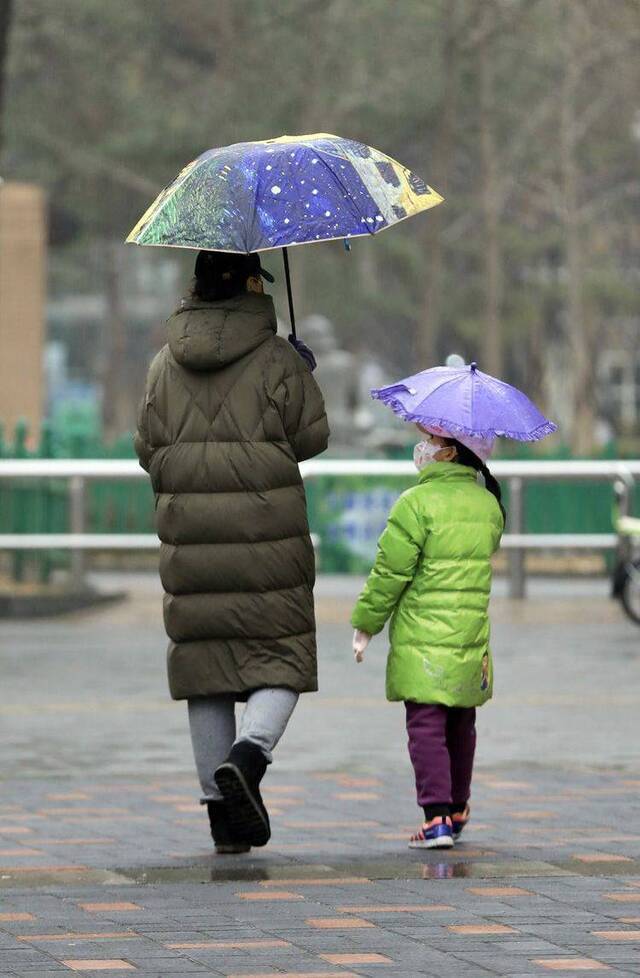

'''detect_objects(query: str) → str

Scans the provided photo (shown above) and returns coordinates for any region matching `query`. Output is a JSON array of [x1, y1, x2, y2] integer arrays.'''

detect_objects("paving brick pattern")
[[1, 767, 640, 977], [1, 576, 640, 974]]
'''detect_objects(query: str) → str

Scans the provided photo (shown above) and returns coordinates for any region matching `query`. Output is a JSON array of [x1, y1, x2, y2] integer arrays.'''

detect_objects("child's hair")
[[449, 439, 506, 525]]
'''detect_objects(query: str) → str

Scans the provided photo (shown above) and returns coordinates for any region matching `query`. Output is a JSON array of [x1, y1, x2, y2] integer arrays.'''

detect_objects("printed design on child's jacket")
[[422, 652, 491, 696], [422, 655, 447, 684], [480, 652, 490, 691]]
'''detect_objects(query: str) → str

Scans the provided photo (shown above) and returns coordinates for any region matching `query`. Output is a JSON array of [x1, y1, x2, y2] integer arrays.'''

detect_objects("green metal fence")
[[0, 421, 636, 578]]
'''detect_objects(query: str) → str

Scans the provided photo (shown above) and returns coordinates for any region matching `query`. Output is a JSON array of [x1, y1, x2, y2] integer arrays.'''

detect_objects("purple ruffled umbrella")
[[371, 362, 557, 443]]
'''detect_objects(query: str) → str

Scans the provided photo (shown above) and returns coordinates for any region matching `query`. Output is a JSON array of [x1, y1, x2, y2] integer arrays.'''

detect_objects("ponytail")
[[480, 462, 506, 525], [449, 439, 506, 525]]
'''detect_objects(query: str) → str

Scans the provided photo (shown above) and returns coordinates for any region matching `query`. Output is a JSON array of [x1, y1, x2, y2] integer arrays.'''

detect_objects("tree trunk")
[[102, 242, 129, 441], [560, 3, 594, 454], [292, 0, 344, 325], [478, 5, 502, 377], [418, 0, 460, 367], [0, 0, 14, 154]]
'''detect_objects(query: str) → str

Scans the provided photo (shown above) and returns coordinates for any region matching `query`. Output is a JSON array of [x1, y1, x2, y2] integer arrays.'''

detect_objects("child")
[[351, 425, 504, 848]]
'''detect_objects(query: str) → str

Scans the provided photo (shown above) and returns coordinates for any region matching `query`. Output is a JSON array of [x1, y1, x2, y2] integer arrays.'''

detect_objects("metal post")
[[69, 475, 86, 590], [11, 419, 29, 583], [507, 476, 525, 599], [614, 469, 634, 566]]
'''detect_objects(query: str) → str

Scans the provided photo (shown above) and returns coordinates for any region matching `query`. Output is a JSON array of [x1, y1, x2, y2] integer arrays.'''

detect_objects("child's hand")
[[353, 629, 371, 663]]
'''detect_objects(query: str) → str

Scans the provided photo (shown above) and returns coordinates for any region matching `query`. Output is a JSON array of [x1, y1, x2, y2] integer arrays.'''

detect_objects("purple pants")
[[405, 702, 477, 809]]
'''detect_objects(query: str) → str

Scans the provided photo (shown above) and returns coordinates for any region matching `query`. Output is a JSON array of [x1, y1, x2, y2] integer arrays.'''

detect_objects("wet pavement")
[[2, 574, 639, 780], [0, 574, 639, 976]]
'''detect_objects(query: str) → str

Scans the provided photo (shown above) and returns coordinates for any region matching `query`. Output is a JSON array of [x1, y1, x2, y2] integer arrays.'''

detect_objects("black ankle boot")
[[214, 741, 271, 847], [206, 800, 251, 855]]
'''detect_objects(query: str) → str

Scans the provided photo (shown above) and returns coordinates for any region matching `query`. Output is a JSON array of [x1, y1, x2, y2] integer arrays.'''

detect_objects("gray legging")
[[188, 687, 299, 802]]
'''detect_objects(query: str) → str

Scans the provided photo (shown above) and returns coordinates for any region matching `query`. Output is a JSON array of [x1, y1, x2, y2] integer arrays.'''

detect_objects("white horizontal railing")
[[1, 458, 639, 479], [0, 531, 620, 551], [0, 533, 161, 550], [0, 457, 637, 597], [304, 459, 640, 480]]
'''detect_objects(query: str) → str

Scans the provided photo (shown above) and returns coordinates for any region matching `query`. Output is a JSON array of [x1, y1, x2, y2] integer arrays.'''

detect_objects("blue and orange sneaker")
[[451, 804, 471, 841], [408, 815, 454, 849]]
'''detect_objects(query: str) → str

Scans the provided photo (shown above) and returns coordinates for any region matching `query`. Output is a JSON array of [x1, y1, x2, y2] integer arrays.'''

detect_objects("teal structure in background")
[[0, 420, 633, 581]]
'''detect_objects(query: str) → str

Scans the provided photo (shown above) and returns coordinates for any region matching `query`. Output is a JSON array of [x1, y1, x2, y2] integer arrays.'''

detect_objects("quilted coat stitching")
[[135, 292, 329, 700]]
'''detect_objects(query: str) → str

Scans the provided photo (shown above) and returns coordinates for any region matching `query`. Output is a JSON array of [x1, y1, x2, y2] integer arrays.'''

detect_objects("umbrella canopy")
[[127, 133, 443, 253], [371, 362, 557, 442]]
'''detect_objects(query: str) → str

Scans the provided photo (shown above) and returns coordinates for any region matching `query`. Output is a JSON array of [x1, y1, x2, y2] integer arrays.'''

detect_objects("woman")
[[134, 250, 329, 852]]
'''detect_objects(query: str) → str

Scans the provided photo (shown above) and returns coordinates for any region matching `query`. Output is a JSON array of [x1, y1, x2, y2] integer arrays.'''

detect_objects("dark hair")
[[449, 439, 506, 525], [192, 250, 246, 302], [191, 250, 274, 302]]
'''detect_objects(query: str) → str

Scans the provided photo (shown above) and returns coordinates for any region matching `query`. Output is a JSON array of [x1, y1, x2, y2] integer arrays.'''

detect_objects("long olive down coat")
[[134, 291, 330, 700]]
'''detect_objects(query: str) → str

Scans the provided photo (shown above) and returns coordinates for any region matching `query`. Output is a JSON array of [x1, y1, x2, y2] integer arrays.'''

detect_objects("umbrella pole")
[[282, 247, 296, 339]]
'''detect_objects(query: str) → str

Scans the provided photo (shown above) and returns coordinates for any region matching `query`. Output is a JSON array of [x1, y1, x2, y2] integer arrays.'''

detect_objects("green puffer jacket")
[[134, 291, 329, 700], [351, 463, 503, 708]]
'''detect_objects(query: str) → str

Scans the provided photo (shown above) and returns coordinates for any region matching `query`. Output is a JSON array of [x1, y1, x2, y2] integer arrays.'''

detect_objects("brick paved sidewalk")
[[2, 576, 639, 974], [2, 766, 640, 977]]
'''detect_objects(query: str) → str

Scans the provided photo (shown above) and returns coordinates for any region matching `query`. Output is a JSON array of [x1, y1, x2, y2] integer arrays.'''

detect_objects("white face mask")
[[413, 439, 440, 471]]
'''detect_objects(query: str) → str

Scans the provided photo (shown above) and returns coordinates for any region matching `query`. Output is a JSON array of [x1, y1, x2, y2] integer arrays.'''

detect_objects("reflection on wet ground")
[[115, 854, 640, 886], [3, 574, 639, 779], [3, 767, 639, 889], [2, 580, 640, 972], [2, 767, 640, 975]]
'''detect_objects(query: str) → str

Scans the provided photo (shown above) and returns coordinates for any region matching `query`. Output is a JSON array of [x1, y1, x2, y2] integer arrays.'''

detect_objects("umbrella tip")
[[470, 361, 478, 373]]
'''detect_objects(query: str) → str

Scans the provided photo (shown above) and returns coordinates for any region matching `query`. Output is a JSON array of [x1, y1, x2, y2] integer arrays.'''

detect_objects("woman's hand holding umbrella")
[[288, 335, 317, 372]]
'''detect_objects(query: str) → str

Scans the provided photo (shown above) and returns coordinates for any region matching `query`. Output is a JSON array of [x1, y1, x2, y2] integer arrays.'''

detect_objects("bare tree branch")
[[0, 0, 13, 154], [28, 122, 160, 196], [579, 180, 640, 221], [460, 0, 543, 52], [573, 89, 618, 144]]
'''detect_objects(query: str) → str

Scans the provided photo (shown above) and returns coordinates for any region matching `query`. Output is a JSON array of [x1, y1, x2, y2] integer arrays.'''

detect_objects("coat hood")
[[167, 292, 277, 371]]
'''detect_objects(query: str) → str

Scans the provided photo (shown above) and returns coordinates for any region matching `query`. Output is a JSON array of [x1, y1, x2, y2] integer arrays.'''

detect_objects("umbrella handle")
[[282, 247, 296, 339]]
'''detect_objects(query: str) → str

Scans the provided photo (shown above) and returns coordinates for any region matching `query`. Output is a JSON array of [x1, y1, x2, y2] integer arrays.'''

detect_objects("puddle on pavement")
[[113, 855, 577, 884], [0, 868, 133, 888], [555, 858, 640, 876], [115, 850, 640, 885], [4, 853, 639, 887]]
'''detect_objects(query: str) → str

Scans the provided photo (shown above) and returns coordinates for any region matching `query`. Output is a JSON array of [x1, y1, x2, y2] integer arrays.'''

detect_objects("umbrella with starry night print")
[[126, 133, 443, 337]]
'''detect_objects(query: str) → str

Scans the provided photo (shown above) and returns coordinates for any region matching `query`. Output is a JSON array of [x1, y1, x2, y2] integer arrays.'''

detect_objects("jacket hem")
[[170, 679, 319, 701], [386, 691, 493, 708]]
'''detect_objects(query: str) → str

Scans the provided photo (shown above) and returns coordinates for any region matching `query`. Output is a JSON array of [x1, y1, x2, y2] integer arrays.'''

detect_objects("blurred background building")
[[0, 182, 46, 447]]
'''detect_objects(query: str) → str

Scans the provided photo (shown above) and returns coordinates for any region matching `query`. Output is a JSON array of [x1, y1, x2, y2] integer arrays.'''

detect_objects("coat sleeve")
[[350, 491, 426, 636], [280, 364, 330, 462], [133, 351, 164, 473], [133, 393, 154, 473]]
